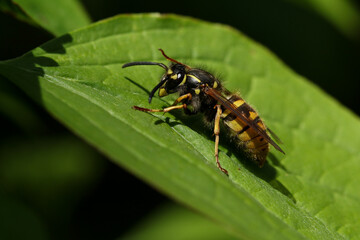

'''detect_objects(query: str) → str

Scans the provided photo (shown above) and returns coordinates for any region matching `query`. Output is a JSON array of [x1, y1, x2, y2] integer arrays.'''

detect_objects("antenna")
[[158, 49, 190, 69]]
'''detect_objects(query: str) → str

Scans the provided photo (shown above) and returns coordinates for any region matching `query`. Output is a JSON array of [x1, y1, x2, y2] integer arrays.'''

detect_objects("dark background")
[[0, 0, 359, 239]]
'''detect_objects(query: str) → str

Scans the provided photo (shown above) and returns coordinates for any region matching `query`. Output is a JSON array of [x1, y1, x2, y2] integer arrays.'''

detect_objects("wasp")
[[122, 49, 284, 174]]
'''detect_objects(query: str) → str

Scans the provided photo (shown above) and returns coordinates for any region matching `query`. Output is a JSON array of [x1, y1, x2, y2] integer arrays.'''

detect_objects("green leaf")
[[0, 135, 103, 206], [0, 134, 104, 239], [0, 0, 38, 27], [0, 0, 91, 36], [1, 13, 359, 239], [120, 204, 236, 240], [282, 0, 360, 40], [0, 80, 43, 133], [0, 193, 48, 240]]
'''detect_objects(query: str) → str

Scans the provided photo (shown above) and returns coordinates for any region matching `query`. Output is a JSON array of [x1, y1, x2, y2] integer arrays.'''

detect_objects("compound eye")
[[166, 73, 184, 90]]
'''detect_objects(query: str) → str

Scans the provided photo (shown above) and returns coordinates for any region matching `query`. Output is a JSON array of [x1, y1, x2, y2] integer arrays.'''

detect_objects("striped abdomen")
[[221, 95, 269, 166]]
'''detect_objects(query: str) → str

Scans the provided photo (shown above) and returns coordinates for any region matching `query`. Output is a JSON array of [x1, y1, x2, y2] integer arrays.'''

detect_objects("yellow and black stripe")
[[221, 95, 269, 166]]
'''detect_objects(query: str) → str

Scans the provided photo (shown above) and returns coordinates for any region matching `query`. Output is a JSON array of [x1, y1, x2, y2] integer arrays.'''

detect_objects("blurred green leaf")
[[0, 135, 103, 211], [0, 192, 48, 240], [0, 80, 43, 133], [0, 0, 91, 36], [120, 204, 236, 240], [0, 14, 359, 239], [0, 0, 37, 27], [0, 134, 104, 238], [283, 0, 360, 40]]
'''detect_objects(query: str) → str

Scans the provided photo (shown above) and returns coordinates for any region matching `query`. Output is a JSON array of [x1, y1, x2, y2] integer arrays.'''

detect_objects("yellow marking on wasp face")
[[171, 74, 177, 80], [159, 88, 168, 97], [213, 81, 218, 88], [195, 88, 200, 94], [167, 69, 173, 75], [225, 119, 244, 132], [179, 74, 187, 86], [187, 74, 201, 83]]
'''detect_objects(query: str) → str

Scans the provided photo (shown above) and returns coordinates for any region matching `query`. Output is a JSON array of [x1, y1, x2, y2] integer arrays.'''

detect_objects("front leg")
[[133, 93, 192, 113], [171, 93, 192, 106], [133, 104, 186, 113]]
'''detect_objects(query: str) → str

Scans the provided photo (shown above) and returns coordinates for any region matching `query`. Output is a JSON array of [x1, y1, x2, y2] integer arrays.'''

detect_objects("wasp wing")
[[266, 127, 283, 144], [205, 88, 285, 154]]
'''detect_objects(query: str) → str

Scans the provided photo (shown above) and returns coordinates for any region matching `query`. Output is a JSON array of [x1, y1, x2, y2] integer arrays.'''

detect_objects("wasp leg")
[[133, 93, 191, 113], [171, 93, 192, 106], [133, 104, 186, 113], [214, 105, 228, 175]]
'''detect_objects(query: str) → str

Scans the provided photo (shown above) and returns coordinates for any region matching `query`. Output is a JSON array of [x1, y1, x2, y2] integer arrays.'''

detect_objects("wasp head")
[[122, 49, 190, 103], [157, 63, 187, 98]]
